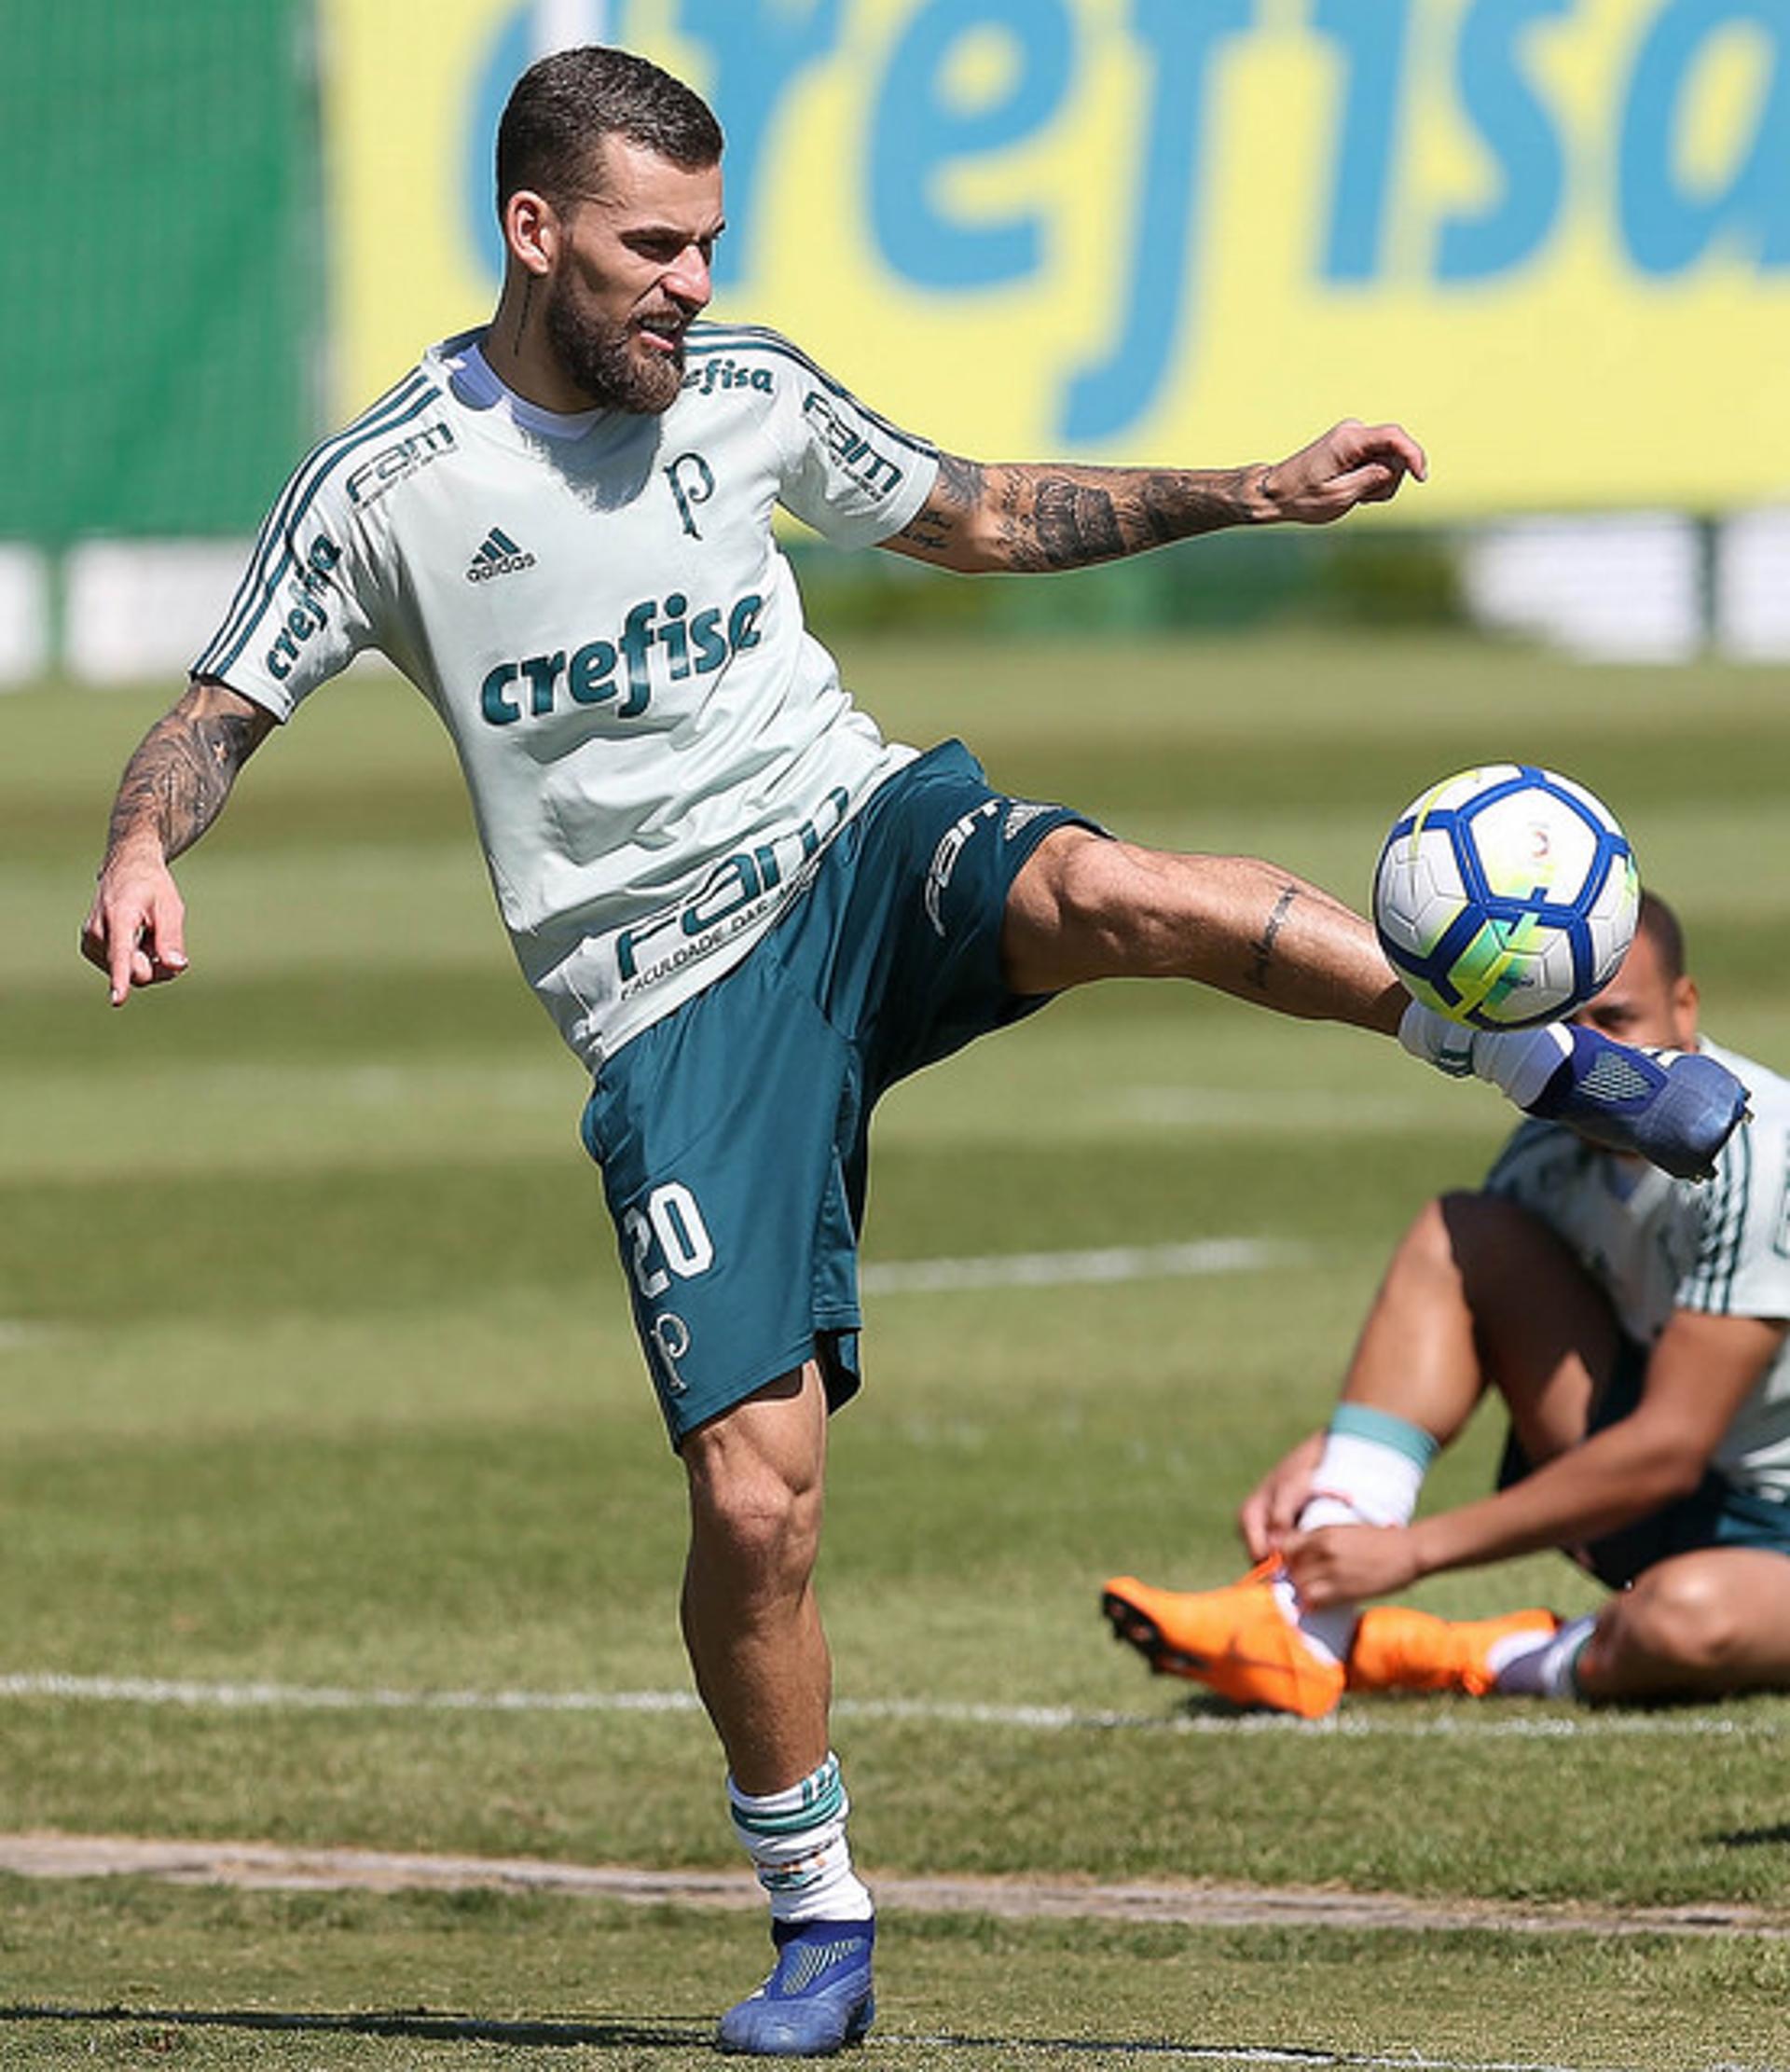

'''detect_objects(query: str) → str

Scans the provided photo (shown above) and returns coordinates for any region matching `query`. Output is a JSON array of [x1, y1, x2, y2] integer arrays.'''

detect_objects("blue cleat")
[[1527, 1027, 1749, 1181], [716, 1918, 875, 2057]]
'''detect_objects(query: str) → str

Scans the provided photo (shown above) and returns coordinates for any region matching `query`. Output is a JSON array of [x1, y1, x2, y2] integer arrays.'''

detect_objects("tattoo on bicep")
[[108, 698, 260, 860], [1248, 884, 1299, 991], [898, 451, 984, 555]]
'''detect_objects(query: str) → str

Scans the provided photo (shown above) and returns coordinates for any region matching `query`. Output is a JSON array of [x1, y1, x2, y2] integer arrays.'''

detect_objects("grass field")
[[5, 631, 1789, 2069]]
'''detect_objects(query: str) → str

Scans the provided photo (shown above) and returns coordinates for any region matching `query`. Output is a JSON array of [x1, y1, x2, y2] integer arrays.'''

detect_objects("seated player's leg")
[[1577, 1547, 1790, 1701], [1107, 1193, 1618, 1712], [1431, 1193, 1620, 1467]]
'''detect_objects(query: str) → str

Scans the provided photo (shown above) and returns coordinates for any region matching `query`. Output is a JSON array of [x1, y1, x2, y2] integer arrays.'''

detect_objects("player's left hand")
[[1281, 1521, 1421, 1606], [1259, 420, 1427, 525]]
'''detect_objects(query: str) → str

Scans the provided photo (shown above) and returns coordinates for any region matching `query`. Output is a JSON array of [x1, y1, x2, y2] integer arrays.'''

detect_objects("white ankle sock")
[[1399, 1001, 1573, 1111], [1491, 1612, 1598, 1697], [728, 1752, 874, 1924], [1282, 1405, 1439, 1661]]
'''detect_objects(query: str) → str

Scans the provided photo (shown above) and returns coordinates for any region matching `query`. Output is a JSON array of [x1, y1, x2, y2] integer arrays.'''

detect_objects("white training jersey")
[[194, 324, 940, 1067], [1486, 1039, 1790, 1499]]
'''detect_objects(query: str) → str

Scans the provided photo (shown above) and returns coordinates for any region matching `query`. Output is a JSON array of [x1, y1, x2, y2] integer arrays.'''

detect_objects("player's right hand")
[[1237, 1430, 1325, 1561], [81, 850, 189, 1006]]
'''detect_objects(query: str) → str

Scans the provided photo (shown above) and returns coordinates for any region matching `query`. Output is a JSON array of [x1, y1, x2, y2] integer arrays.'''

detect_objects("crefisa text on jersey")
[[682, 355, 774, 397], [265, 534, 345, 682], [478, 589, 765, 726]]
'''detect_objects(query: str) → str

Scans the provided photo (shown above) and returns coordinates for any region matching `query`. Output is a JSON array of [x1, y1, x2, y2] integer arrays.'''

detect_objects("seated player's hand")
[[1259, 420, 1428, 525], [1282, 1521, 1421, 1607], [1237, 1430, 1325, 1561]]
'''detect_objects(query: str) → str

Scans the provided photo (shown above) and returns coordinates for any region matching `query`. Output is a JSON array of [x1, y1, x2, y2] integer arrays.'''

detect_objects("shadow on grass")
[[1713, 1823, 1790, 1848], [3, 2007, 1389, 2064], [1, 2003, 708, 2049]]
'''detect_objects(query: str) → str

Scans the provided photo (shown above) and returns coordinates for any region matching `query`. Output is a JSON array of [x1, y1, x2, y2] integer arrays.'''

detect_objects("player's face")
[[543, 138, 724, 413], [1574, 926, 1700, 1051]]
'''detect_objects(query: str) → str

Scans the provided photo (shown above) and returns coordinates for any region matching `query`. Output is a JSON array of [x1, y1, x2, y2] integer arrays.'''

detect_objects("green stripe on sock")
[[1329, 1402, 1439, 1469]]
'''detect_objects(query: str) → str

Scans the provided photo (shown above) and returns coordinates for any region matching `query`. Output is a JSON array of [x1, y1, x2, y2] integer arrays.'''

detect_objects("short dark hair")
[[1636, 888, 1686, 984], [496, 46, 723, 213]]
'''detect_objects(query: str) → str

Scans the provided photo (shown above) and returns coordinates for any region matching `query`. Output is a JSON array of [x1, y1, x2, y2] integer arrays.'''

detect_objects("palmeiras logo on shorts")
[[651, 1313, 692, 1395], [466, 526, 536, 582]]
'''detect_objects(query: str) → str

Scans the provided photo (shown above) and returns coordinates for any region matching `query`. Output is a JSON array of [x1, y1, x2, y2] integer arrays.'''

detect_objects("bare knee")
[[1602, 1565, 1746, 1677], [683, 1405, 825, 1599], [1003, 833, 1179, 991], [1380, 1191, 1502, 1305]]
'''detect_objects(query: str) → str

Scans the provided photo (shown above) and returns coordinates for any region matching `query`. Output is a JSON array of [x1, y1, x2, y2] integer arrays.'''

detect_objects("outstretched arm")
[[1282, 1308, 1786, 1605], [81, 676, 276, 1005], [883, 420, 1427, 575]]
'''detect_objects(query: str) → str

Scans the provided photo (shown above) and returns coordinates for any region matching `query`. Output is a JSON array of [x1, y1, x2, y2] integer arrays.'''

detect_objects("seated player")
[[1105, 892, 1790, 1714]]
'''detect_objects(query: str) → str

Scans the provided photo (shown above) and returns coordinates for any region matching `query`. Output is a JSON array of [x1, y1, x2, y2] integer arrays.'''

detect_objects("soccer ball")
[[1372, 765, 1640, 1029]]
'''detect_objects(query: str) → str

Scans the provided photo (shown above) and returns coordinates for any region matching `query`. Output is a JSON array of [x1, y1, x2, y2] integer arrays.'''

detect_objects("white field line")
[[903, 2047, 1716, 2072], [860, 1238, 1305, 1294], [0, 1670, 1782, 1740], [0, 1241, 1293, 1352]]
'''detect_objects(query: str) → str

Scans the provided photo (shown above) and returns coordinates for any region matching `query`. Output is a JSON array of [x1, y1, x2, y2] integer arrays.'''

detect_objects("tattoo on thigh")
[[1248, 884, 1299, 991]]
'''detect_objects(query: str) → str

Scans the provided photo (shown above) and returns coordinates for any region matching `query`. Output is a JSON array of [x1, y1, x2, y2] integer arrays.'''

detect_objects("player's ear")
[[1673, 974, 1700, 1047], [503, 188, 561, 276]]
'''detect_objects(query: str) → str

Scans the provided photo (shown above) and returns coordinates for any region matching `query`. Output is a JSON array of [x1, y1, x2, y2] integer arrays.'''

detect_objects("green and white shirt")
[[196, 324, 940, 1067], [1486, 1039, 1790, 1499]]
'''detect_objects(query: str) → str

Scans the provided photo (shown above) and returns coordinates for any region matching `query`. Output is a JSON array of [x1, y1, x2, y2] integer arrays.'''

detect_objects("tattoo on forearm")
[[106, 695, 260, 863], [904, 453, 1261, 572], [1021, 477, 1125, 568], [1248, 884, 1300, 992]]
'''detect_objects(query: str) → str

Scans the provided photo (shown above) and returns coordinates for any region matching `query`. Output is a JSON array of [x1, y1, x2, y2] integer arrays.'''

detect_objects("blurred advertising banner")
[[1, 0, 316, 542], [323, 0, 1790, 518]]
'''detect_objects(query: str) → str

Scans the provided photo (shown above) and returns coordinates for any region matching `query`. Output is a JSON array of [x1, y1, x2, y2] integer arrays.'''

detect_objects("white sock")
[[1280, 1405, 1438, 1661], [728, 1752, 874, 1924], [1399, 1001, 1573, 1111], [1491, 1612, 1598, 1698]]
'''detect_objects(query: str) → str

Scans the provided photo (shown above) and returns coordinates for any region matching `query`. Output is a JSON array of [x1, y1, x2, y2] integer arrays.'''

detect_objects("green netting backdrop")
[[0, 0, 319, 542]]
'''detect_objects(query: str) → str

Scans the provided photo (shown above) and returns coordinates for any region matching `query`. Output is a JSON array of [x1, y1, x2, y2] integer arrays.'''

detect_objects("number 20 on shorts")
[[624, 1182, 716, 1298]]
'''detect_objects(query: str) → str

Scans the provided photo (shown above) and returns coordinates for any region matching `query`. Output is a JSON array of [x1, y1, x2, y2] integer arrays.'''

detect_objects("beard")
[[543, 280, 685, 415]]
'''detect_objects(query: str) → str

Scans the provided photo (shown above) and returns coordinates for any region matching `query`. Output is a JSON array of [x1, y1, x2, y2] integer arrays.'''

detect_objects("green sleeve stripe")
[[195, 372, 435, 679]]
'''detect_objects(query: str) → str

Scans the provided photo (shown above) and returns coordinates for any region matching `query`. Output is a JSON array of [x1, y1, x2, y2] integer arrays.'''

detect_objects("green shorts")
[[1497, 1336, 1790, 1586], [580, 739, 1096, 1445]]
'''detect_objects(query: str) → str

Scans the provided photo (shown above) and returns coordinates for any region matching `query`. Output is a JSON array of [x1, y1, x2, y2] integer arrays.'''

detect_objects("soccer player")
[[83, 47, 1746, 2056], [1106, 892, 1790, 1719]]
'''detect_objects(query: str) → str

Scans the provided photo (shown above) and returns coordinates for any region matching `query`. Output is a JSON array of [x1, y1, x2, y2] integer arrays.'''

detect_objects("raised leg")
[[1001, 828, 1407, 1030]]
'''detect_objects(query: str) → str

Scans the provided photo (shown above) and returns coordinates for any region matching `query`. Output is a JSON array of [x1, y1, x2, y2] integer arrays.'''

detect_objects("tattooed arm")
[[884, 420, 1427, 574], [81, 677, 276, 1005]]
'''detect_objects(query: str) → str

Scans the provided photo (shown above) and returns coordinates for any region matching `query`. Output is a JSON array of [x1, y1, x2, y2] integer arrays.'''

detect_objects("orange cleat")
[[1101, 1562, 1346, 1720], [1346, 1605, 1560, 1697]]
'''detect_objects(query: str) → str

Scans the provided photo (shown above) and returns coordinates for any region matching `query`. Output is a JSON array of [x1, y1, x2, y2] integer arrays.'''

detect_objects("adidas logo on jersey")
[[466, 527, 536, 582]]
